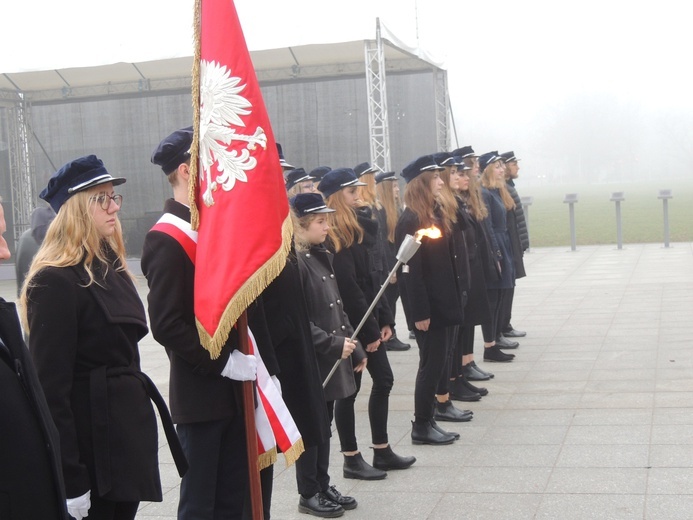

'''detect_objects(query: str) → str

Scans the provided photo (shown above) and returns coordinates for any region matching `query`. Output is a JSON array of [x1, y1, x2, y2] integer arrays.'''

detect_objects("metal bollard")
[[610, 192, 625, 250], [563, 193, 578, 251], [658, 189, 673, 248], [521, 196, 533, 253]]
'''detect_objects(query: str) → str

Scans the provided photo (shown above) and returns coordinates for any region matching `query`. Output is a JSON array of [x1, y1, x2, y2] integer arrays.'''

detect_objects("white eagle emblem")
[[199, 60, 268, 206]]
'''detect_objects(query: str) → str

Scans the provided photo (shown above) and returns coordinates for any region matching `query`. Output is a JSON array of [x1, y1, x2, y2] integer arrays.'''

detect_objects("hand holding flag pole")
[[322, 228, 441, 388]]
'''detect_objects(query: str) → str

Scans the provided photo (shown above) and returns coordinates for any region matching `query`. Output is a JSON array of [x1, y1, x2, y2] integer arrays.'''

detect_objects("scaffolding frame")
[[364, 18, 391, 172], [434, 68, 450, 152]]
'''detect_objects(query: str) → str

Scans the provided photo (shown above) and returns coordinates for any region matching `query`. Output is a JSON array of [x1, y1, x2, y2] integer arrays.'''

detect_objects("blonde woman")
[[318, 168, 415, 479], [22, 156, 184, 520], [479, 152, 516, 363], [285, 168, 316, 197]]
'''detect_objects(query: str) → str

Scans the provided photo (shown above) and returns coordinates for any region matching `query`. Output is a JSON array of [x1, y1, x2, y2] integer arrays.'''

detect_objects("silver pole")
[[663, 199, 670, 248], [615, 201, 623, 250]]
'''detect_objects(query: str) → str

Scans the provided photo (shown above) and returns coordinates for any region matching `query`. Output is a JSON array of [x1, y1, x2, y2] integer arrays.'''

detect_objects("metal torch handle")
[[322, 258, 404, 388]]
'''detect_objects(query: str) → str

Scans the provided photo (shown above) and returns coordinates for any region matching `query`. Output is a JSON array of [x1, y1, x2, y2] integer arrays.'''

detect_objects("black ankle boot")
[[457, 375, 488, 396], [343, 452, 387, 480], [372, 445, 416, 470], [449, 377, 482, 402], [411, 420, 456, 445]]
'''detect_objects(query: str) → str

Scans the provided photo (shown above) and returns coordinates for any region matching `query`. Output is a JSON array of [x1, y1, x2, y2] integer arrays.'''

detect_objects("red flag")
[[189, 0, 292, 359]]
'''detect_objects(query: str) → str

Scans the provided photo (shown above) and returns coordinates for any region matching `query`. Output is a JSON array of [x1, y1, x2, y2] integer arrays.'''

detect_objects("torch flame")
[[414, 226, 442, 241]]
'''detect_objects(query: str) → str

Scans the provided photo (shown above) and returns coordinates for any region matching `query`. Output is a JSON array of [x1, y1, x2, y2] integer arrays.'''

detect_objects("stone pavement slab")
[[5, 242, 693, 519]]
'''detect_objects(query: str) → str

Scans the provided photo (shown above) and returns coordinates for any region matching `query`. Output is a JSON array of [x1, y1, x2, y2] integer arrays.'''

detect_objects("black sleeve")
[[395, 211, 431, 324]]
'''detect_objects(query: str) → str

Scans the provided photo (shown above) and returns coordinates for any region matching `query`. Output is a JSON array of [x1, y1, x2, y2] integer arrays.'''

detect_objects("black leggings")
[[485, 289, 505, 342], [413, 326, 452, 423], [335, 345, 393, 451]]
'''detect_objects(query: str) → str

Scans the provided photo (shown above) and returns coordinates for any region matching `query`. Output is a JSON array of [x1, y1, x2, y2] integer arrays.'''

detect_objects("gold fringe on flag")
[[257, 448, 277, 472], [281, 437, 305, 468], [196, 215, 294, 359], [189, 0, 202, 230]]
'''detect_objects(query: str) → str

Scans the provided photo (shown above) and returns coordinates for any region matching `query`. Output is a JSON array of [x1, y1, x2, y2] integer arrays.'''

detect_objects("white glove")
[[67, 490, 91, 520], [221, 350, 257, 381], [271, 374, 282, 395]]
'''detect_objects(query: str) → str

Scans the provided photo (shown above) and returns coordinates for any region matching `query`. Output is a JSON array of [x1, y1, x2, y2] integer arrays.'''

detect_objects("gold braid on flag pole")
[[189, 0, 202, 230], [196, 216, 293, 359]]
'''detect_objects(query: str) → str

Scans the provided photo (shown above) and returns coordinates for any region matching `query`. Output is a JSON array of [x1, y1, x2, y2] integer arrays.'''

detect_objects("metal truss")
[[6, 96, 36, 247], [433, 68, 450, 152], [364, 19, 391, 172]]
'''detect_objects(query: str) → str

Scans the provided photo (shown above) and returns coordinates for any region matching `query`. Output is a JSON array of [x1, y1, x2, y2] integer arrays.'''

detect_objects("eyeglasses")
[[91, 194, 123, 210]]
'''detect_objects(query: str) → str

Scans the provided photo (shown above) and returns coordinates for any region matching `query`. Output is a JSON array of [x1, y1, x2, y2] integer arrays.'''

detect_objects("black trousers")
[[177, 415, 273, 520], [437, 326, 458, 395], [335, 344, 393, 451], [499, 287, 515, 334], [87, 496, 138, 520], [486, 289, 505, 342], [295, 402, 335, 497], [413, 326, 452, 423], [384, 281, 400, 334]]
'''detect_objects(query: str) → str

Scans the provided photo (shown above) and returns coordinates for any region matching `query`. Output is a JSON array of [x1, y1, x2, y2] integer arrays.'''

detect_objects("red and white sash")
[[150, 212, 304, 469]]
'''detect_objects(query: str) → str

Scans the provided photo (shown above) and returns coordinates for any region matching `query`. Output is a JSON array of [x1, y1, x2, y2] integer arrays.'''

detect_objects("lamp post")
[[658, 189, 673, 248], [563, 193, 578, 251], [610, 191, 625, 250]]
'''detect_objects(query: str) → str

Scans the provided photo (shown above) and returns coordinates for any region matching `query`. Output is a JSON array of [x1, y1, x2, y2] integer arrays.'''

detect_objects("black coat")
[[481, 188, 515, 290], [330, 214, 394, 347], [0, 299, 68, 520], [296, 244, 366, 402], [395, 207, 465, 331], [456, 202, 492, 327], [27, 258, 162, 502], [141, 200, 240, 424], [506, 182, 527, 279], [261, 255, 331, 448]]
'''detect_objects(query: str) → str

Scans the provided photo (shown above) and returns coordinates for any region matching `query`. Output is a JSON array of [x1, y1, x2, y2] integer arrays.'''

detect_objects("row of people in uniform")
[[2, 126, 527, 519]]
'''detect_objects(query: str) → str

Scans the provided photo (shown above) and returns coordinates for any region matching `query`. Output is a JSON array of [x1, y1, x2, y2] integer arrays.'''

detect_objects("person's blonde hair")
[[292, 210, 321, 252], [403, 170, 456, 234], [437, 166, 459, 226], [481, 163, 515, 210], [325, 190, 363, 253], [460, 170, 488, 221], [20, 188, 130, 323], [359, 173, 379, 209], [375, 180, 399, 243]]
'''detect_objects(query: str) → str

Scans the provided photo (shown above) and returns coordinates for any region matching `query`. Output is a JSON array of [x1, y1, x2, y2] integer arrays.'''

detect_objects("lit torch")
[[323, 226, 441, 387]]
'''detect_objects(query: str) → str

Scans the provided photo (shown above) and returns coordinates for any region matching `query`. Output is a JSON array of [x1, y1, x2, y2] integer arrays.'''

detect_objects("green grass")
[[521, 180, 693, 247]]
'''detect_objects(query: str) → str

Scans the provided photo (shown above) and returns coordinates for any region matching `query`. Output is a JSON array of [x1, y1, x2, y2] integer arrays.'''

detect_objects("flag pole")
[[238, 311, 264, 520]]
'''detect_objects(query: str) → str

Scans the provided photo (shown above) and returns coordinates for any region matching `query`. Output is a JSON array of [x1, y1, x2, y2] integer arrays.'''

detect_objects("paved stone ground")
[[6, 242, 693, 519]]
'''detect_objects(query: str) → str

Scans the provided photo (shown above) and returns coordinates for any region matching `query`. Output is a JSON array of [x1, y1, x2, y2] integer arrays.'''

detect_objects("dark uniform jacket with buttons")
[[261, 253, 331, 447], [481, 188, 515, 290], [297, 244, 366, 402], [395, 207, 465, 331], [0, 299, 68, 520], [505, 182, 527, 279], [27, 257, 163, 502], [330, 214, 394, 347]]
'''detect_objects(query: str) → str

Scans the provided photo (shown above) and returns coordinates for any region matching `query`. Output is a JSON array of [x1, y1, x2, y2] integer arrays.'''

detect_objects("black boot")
[[431, 418, 460, 440], [462, 363, 490, 381], [411, 420, 456, 445], [343, 452, 387, 480], [384, 334, 411, 351], [495, 336, 519, 349], [454, 375, 488, 397], [434, 400, 475, 421], [322, 485, 357, 511], [483, 345, 515, 362], [372, 445, 416, 470], [449, 377, 482, 401], [471, 361, 494, 379]]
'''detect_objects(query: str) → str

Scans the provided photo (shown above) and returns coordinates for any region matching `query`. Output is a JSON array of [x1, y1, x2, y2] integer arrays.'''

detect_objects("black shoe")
[[484, 345, 515, 362], [408, 330, 416, 340], [462, 363, 490, 381], [449, 381, 482, 402], [495, 336, 519, 349], [456, 377, 489, 397], [384, 336, 411, 351], [372, 445, 416, 470], [434, 400, 475, 421], [343, 453, 387, 480], [503, 326, 526, 338], [322, 485, 357, 511], [299, 493, 344, 518], [430, 419, 460, 440], [411, 420, 456, 445], [471, 361, 494, 379]]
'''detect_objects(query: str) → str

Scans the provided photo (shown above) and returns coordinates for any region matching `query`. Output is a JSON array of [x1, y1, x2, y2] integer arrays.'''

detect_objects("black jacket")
[[395, 207, 465, 331], [330, 213, 394, 346], [507, 180, 529, 251], [0, 299, 68, 520], [297, 244, 366, 402], [27, 257, 163, 502], [506, 182, 527, 279], [261, 254, 331, 448]]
